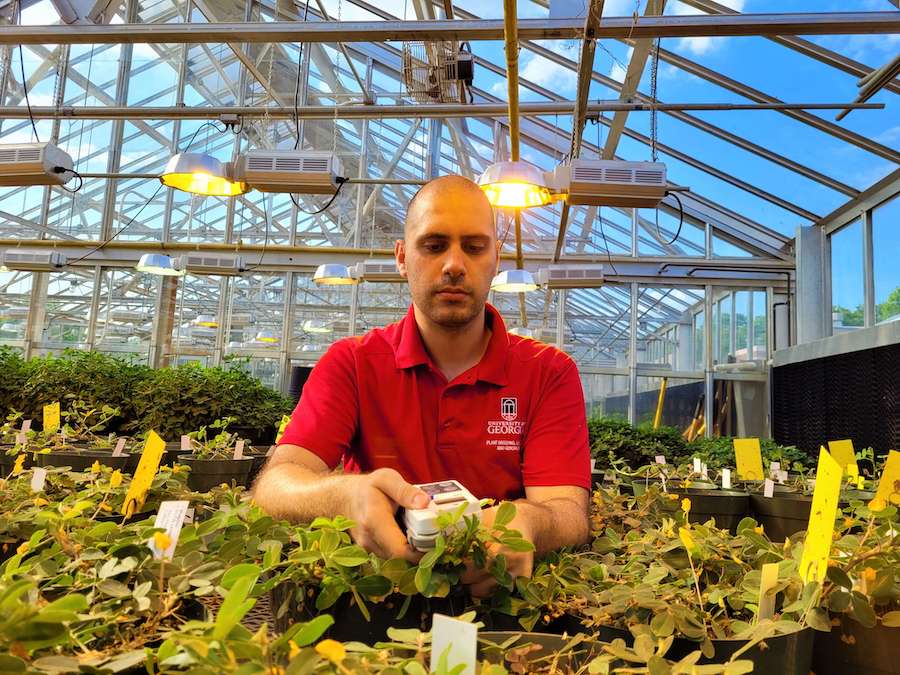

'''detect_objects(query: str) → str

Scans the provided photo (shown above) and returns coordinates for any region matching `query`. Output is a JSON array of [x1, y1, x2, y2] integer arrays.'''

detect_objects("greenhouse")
[[0, 1, 898, 673]]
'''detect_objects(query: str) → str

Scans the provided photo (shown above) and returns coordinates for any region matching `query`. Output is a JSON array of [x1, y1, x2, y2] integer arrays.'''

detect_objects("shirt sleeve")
[[278, 338, 358, 468], [521, 359, 591, 490]]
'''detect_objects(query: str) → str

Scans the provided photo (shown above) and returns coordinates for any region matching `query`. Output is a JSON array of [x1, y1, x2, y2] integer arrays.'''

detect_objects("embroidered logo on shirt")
[[501, 397, 518, 421]]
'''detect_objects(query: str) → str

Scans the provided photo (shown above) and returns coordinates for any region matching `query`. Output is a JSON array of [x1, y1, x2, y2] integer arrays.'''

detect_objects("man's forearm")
[[252, 463, 359, 523], [513, 498, 590, 556]]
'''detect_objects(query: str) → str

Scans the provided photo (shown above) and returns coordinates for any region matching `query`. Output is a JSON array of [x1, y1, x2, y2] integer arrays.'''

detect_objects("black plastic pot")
[[0, 451, 31, 476], [560, 616, 813, 674], [672, 487, 750, 534], [177, 455, 252, 492], [35, 450, 131, 472], [812, 615, 899, 675], [749, 492, 812, 542], [271, 583, 469, 644]]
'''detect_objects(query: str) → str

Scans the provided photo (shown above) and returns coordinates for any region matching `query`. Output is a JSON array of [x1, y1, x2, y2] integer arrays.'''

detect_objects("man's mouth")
[[435, 288, 469, 300]]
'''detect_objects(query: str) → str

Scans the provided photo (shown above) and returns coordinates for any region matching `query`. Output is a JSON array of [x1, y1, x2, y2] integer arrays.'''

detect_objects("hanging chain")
[[650, 37, 660, 163]]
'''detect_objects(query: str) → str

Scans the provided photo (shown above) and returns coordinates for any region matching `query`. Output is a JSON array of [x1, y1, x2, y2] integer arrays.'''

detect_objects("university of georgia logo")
[[487, 396, 525, 437], [501, 397, 518, 421]]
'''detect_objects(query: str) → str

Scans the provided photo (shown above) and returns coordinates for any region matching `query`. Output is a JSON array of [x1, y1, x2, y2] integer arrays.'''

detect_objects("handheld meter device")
[[402, 480, 481, 551]]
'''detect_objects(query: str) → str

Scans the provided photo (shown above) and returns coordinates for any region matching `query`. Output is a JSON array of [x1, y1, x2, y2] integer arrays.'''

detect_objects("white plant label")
[[777, 469, 789, 484], [21, 419, 32, 433], [722, 468, 732, 489], [757, 562, 779, 622], [655, 455, 666, 465], [149, 500, 190, 561], [770, 461, 781, 477], [15, 432, 26, 446], [693, 457, 702, 473], [430, 614, 476, 675], [30, 467, 48, 492], [180, 435, 191, 451], [701, 463, 709, 479], [233, 440, 245, 460], [763, 478, 775, 498], [184, 507, 195, 524], [112, 438, 127, 457], [590, 458, 596, 472]]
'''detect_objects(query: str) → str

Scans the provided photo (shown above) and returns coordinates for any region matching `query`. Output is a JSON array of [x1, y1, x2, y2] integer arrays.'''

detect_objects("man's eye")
[[466, 244, 487, 254], [424, 242, 445, 252]]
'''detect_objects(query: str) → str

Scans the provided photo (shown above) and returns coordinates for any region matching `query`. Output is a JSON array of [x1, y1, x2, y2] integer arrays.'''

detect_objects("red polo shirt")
[[279, 303, 590, 501]]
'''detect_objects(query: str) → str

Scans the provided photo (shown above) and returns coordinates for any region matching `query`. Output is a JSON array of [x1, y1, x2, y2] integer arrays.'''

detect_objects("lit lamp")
[[135, 253, 184, 276], [302, 319, 333, 334], [160, 153, 248, 197], [194, 314, 218, 328], [313, 263, 358, 285], [255, 329, 280, 343], [477, 160, 552, 209], [490, 269, 538, 293]]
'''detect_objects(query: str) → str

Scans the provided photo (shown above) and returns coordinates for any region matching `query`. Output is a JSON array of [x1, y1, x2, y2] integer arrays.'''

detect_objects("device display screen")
[[420, 480, 462, 497]]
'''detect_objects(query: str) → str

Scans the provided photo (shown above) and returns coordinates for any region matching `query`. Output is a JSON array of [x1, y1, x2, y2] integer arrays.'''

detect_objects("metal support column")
[[628, 282, 639, 426], [795, 225, 827, 343], [746, 289, 754, 357], [556, 289, 566, 348], [729, 290, 737, 360], [862, 208, 875, 327], [704, 283, 714, 438], [279, 271, 295, 394], [84, 265, 103, 351], [630, 208, 638, 257]]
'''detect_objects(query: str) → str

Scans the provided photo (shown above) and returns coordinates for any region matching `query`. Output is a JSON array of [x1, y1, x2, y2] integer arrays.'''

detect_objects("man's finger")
[[371, 468, 429, 509], [371, 517, 423, 563]]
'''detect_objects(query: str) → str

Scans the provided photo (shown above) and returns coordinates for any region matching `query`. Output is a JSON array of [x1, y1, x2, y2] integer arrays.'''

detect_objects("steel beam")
[[4, 13, 897, 44]]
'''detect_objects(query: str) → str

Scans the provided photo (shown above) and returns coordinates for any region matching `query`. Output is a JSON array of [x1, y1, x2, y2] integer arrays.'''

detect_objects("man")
[[254, 175, 590, 596]]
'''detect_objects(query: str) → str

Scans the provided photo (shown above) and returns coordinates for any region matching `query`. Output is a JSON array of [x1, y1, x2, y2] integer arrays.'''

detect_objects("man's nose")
[[441, 244, 467, 279]]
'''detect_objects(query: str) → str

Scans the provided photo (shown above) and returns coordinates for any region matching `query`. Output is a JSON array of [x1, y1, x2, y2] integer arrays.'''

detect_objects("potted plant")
[[32, 401, 132, 472], [176, 418, 254, 492], [810, 499, 900, 675]]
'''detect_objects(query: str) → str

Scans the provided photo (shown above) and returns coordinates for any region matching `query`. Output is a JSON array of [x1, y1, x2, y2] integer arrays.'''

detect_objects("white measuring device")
[[403, 480, 482, 551]]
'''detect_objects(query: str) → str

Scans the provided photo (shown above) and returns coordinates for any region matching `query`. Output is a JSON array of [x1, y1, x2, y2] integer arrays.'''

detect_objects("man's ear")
[[395, 239, 408, 277]]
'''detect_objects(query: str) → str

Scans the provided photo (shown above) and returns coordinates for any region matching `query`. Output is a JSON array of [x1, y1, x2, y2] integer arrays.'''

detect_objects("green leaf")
[[650, 611, 675, 638], [849, 592, 877, 628], [0, 655, 27, 672], [806, 607, 832, 632], [221, 563, 262, 591], [493, 502, 516, 528], [96, 579, 131, 598], [415, 566, 432, 594], [355, 575, 392, 598], [882, 611, 900, 628], [331, 546, 370, 567], [826, 566, 853, 589], [291, 615, 334, 646], [501, 537, 535, 553], [212, 566, 260, 640]]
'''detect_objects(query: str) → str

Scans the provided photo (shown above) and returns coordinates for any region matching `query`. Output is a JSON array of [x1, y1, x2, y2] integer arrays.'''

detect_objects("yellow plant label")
[[275, 414, 291, 444], [43, 402, 61, 434], [121, 431, 166, 517], [757, 562, 780, 622], [874, 450, 900, 507], [799, 447, 843, 584], [734, 438, 764, 481], [827, 439, 859, 478]]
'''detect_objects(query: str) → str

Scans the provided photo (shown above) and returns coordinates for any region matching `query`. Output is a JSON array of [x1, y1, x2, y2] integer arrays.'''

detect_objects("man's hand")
[[461, 503, 535, 598], [348, 468, 429, 563]]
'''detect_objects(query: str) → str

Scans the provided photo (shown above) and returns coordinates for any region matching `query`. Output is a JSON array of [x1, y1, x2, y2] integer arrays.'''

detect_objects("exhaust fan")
[[535, 264, 605, 289], [0, 248, 67, 271], [551, 159, 667, 208], [235, 150, 343, 194], [0, 143, 75, 187], [172, 253, 245, 276]]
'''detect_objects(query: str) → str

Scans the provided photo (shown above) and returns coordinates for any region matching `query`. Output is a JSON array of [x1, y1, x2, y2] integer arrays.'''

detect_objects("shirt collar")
[[394, 303, 510, 386]]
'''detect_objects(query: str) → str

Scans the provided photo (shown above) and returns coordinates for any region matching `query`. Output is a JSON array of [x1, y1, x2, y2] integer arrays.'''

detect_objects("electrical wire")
[[597, 209, 619, 276], [289, 176, 349, 215], [656, 191, 685, 247], [57, 168, 84, 193], [18, 45, 39, 143], [68, 182, 166, 264]]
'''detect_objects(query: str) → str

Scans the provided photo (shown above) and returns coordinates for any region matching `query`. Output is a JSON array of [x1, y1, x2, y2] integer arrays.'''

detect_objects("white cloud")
[[519, 53, 577, 93], [875, 125, 900, 145], [669, 0, 744, 56], [608, 46, 633, 83]]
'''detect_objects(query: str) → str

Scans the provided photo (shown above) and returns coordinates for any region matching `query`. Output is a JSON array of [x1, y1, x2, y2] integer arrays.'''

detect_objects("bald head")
[[405, 175, 494, 239]]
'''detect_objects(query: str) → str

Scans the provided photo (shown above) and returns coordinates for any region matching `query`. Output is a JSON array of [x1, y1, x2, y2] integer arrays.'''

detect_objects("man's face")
[[396, 184, 498, 329]]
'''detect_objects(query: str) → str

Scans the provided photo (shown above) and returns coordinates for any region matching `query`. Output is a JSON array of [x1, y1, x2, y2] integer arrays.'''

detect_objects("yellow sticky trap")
[[275, 415, 291, 444], [734, 438, 765, 481], [799, 447, 843, 584], [827, 439, 859, 478], [874, 450, 900, 507], [121, 431, 166, 517], [757, 562, 780, 622], [43, 402, 61, 434]]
